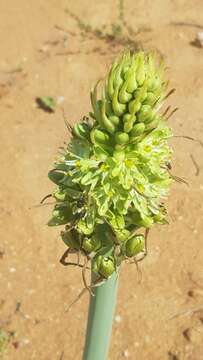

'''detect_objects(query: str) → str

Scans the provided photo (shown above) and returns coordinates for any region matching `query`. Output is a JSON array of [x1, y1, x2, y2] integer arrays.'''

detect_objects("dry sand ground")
[[0, 1, 203, 359]]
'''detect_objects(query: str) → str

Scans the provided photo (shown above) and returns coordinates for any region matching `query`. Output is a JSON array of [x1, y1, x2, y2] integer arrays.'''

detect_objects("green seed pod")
[[82, 234, 101, 253], [125, 234, 145, 257], [115, 132, 129, 145], [137, 216, 154, 228], [129, 210, 154, 228], [130, 123, 145, 137], [96, 255, 116, 278], [116, 229, 130, 242], [61, 229, 80, 249]]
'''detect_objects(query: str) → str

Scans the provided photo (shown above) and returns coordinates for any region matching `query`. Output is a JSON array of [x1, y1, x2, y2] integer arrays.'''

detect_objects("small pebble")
[[9, 267, 16, 273], [27, 289, 36, 295], [123, 349, 129, 358], [22, 338, 30, 345], [57, 96, 65, 105], [197, 32, 203, 47], [144, 335, 151, 344], [115, 314, 122, 323]]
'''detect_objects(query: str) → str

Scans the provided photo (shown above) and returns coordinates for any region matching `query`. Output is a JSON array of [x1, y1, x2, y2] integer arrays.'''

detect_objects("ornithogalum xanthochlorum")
[[47, 50, 174, 280]]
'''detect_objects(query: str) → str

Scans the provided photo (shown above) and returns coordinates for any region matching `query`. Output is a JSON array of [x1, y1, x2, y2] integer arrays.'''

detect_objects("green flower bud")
[[136, 54, 146, 86], [112, 87, 126, 116], [145, 116, 160, 131], [130, 123, 145, 137], [107, 62, 118, 99], [115, 132, 129, 145], [137, 105, 155, 123], [143, 92, 157, 106], [126, 72, 138, 93], [109, 115, 120, 127], [82, 235, 101, 253], [90, 128, 110, 145], [126, 60, 138, 93], [90, 50, 167, 140], [123, 113, 136, 133], [125, 234, 145, 257], [100, 99, 116, 134], [113, 149, 125, 161], [148, 75, 161, 92], [113, 64, 123, 89], [118, 70, 133, 103], [128, 98, 141, 115], [134, 87, 148, 102]]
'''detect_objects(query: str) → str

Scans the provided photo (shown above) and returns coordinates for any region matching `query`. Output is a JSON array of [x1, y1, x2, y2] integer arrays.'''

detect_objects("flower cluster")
[[47, 50, 173, 279]]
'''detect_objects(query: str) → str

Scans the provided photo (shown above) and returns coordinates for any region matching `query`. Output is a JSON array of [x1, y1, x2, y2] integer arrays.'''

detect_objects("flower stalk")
[[83, 270, 119, 360]]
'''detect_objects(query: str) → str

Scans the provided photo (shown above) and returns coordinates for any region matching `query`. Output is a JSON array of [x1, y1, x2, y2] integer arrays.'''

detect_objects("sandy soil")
[[0, 1, 203, 359]]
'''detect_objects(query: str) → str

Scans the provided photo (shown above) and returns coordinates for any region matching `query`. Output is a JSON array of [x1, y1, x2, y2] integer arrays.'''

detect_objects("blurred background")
[[0, 1, 203, 359]]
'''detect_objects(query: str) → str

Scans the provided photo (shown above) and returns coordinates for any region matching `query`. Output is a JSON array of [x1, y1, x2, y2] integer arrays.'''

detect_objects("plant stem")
[[83, 270, 119, 360]]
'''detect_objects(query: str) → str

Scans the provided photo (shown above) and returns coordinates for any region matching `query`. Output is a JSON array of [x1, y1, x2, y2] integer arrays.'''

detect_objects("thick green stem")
[[83, 271, 119, 360]]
